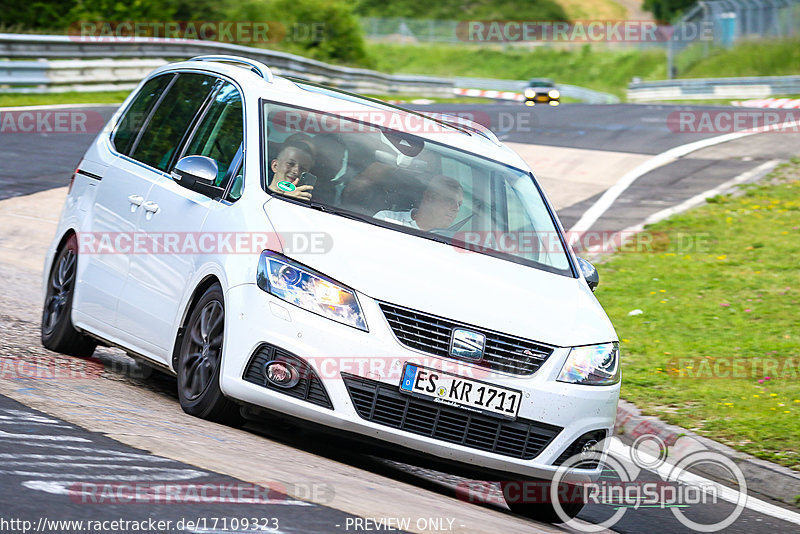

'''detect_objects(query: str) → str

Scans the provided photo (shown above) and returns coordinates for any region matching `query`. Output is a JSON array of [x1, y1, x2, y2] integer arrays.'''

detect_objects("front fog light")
[[557, 342, 620, 385], [257, 251, 368, 331]]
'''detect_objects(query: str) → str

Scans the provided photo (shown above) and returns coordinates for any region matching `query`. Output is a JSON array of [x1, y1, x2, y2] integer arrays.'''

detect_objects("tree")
[[229, 0, 370, 65], [643, 0, 697, 23]]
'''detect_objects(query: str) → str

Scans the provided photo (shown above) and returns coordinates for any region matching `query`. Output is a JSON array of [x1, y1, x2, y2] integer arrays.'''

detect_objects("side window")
[[183, 82, 243, 189], [112, 74, 173, 156], [505, 181, 532, 231], [131, 73, 216, 172], [440, 157, 472, 223]]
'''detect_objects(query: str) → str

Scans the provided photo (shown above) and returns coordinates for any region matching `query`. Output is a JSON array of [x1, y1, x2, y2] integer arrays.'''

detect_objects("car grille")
[[243, 344, 332, 409], [378, 302, 555, 376], [342, 374, 561, 460]]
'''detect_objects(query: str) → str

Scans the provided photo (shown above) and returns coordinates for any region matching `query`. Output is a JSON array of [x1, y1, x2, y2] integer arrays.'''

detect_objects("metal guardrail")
[[0, 33, 453, 95], [454, 77, 620, 104], [628, 75, 800, 101], [0, 34, 620, 103], [0, 59, 168, 92]]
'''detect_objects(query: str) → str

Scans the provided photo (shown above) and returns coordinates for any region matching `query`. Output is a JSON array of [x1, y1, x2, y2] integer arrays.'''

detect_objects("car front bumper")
[[220, 283, 619, 482]]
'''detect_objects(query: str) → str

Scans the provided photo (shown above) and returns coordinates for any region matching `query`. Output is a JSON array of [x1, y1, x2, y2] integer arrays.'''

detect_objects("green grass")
[[656, 95, 800, 105], [368, 43, 667, 98], [0, 91, 130, 107], [366, 36, 800, 100], [680, 38, 800, 79], [594, 158, 800, 469]]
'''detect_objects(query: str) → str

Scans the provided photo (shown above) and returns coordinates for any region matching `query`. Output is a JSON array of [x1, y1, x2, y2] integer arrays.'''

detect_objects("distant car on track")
[[524, 78, 560, 106], [42, 55, 618, 524]]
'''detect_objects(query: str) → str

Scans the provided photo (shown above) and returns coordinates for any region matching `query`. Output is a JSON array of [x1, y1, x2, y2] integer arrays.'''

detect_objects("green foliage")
[[0, 0, 205, 30], [354, 0, 568, 21], [64, 0, 173, 22], [172, 0, 228, 21], [0, 0, 370, 67], [0, 0, 74, 30], [228, 0, 369, 65], [642, 0, 696, 23]]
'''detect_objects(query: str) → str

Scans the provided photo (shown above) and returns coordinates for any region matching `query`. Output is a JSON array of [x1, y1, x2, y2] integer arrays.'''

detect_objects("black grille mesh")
[[379, 302, 555, 376], [342, 373, 561, 460]]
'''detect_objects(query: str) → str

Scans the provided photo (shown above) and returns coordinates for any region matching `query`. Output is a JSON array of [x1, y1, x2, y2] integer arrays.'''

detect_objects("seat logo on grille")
[[450, 328, 486, 361]]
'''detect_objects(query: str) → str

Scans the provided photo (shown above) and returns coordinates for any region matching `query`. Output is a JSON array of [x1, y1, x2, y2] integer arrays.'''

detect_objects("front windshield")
[[262, 101, 573, 276]]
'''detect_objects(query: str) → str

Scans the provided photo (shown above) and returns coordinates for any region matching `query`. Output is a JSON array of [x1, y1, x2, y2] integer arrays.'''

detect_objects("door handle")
[[143, 201, 159, 213], [128, 194, 144, 206]]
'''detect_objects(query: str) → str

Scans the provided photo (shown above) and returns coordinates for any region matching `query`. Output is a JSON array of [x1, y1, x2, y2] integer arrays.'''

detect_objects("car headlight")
[[524, 88, 536, 98], [548, 89, 560, 99], [557, 342, 620, 385], [257, 251, 368, 331]]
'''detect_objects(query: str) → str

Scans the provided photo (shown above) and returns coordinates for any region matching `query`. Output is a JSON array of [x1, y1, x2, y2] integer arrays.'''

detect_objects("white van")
[[42, 56, 619, 522]]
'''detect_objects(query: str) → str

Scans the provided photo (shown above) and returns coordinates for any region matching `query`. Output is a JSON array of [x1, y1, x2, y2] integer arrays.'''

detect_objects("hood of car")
[[264, 199, 617, 348]]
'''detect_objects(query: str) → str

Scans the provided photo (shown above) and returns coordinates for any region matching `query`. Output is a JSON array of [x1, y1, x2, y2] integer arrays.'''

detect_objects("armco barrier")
[[628, 75, 800, 102], [0, 34, 619, 102], [0, 33, 453, 95]]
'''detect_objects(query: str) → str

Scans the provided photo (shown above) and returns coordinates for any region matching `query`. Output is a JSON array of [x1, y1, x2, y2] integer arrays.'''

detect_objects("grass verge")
[[594, 158, 800, 469], [638, 95, 800, 106], [366, 37, 800, 100], [368, 42, 666, 98], [0, 91, 130, 108]]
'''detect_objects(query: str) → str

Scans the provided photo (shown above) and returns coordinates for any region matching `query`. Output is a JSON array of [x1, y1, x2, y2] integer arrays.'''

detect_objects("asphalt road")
[[0, 395, 362, 534], [1, 101, 799, 534]]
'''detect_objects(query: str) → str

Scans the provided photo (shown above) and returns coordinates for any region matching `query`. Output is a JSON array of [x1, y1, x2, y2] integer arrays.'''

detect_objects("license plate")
[[399, 364, 521, 419]]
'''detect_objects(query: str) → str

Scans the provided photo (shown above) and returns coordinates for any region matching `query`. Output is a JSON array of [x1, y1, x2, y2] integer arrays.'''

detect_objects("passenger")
[[374, 175, 463, 231], [267, 142, 315, 200]]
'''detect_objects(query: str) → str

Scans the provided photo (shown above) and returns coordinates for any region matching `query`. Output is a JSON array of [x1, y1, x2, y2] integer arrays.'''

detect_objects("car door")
[[74, 74, 173, 331], [116, 78, 244, 362]]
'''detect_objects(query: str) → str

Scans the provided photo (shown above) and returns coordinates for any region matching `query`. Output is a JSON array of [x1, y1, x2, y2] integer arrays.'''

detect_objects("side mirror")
[[171, 156, 224, 196], [577, 257, 599, 292]]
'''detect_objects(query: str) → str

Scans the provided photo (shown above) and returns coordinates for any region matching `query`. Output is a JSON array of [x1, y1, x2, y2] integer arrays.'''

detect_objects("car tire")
[[500, 479, 585, 523], [41, 234, 97, 357], [176, 284, 242, 426]]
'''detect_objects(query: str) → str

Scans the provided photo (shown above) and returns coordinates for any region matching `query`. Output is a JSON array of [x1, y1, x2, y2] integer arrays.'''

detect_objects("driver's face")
[[424, 187, 463, 228]]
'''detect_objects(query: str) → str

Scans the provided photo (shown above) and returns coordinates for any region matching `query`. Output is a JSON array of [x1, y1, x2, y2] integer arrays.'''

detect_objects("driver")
[[267, 141, 315, 200], [374, 175, 463, 231]]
